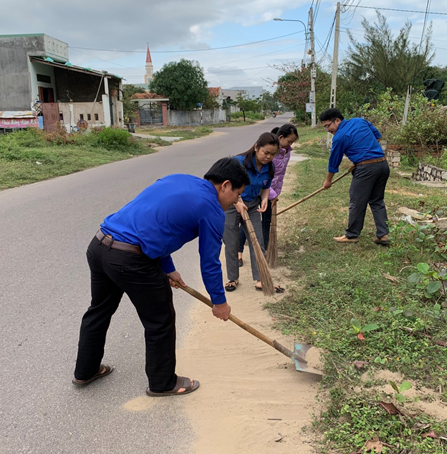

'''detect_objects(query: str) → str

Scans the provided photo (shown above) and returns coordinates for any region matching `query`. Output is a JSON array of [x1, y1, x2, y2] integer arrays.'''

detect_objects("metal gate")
[[139, 102, 163, 125]]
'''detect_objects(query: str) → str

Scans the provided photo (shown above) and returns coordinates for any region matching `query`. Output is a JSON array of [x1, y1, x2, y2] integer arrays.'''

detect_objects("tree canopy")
[[149, 59, 210, 111], [343, 12, 434, 96], [122, 84, 146, 122], [274, 64, 330, 123]]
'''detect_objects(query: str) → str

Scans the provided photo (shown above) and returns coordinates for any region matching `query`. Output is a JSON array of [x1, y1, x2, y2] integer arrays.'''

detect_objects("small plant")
[[388, 380, 412, 403], [407, 262, 447, 298], [347, 318, 379, 340]]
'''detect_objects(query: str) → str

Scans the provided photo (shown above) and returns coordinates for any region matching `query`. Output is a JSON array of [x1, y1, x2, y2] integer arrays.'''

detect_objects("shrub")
[[231, 111, 265, 120], [92, 127, 133, 150]]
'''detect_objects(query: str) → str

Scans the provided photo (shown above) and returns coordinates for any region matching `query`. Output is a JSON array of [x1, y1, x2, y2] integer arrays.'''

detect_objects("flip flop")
[[255, 285, 285, 294], [225, 280, 238, 292], [72, 364, 114, 387], [146, 375, 200, 397]]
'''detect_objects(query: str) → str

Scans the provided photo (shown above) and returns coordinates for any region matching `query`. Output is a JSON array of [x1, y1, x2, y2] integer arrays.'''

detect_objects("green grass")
[[0, 128, 156, 190], [135, 125, 214, 139], [269, 140, 447, 453]]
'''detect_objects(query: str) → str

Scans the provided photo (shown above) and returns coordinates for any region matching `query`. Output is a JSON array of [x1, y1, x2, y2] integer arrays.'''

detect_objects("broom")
[[240, 207, 275, 296], [277, 166, 355, 216], [266, 202, 278, 268]]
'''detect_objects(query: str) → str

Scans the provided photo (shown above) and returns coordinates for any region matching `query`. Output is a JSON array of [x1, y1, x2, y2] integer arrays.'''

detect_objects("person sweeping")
[[320, 108, 390, 245], [72, 157, 250, 396], [237, 124, 298, 264], [223, 132, 284, 293]]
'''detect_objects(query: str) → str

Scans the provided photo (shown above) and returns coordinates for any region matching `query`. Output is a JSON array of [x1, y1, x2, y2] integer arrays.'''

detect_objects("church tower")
[[144, 44, 154, 85]]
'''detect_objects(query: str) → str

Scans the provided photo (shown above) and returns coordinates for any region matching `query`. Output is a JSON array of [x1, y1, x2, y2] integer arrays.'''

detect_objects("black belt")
[[96, 230, 142, 254]]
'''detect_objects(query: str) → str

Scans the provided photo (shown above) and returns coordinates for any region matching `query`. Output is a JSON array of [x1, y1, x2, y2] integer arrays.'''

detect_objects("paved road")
[[0, 114, 293, 454]]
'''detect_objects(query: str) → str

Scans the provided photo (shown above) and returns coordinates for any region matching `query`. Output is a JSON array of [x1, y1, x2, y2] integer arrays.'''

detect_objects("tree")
[[122, 84, 146, 122], [235, 95, 261, 122], [149, 59, 210, 111], [274, 64, 330, 124], [259, 92, 279, 113], [343, 12, 434, 97]]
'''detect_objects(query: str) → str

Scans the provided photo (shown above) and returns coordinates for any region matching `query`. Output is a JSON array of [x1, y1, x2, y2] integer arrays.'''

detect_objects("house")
[[221, 88, 247, 102], [207, 87, 224, 107], [0, 34, 124, 132]]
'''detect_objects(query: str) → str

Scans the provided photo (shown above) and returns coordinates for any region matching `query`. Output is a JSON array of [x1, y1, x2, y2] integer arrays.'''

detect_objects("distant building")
[[207, 87, 223, 106], [228, 86, 266, 99], [144, 44, 154, 85], [221, 88, 247, 102], [0, 33, 124, 132]]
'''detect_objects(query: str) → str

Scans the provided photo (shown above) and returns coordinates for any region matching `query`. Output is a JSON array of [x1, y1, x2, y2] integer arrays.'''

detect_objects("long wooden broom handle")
[[177, 284, 307, 365], [276, 165, 355, 216]]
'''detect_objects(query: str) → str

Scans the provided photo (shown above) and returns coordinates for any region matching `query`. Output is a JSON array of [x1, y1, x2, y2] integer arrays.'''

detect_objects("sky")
[[1, 0, 447, 92]]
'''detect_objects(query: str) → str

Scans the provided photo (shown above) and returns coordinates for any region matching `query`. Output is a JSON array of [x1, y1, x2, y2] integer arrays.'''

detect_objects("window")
[[59, 113, 64, 121], [87, 114, 91, 121], [94, 113, 99, 121], [79, 114, 84, 120], [37, 74, 51, 83]]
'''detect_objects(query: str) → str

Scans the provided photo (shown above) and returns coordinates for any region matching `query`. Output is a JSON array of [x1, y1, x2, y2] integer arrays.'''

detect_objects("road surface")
[[0, 114, 294, 454]]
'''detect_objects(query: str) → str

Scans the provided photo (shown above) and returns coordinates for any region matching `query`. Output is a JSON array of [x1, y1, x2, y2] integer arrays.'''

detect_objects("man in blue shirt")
[[320, 108, 390, 245], [73, 157, 250, 396]]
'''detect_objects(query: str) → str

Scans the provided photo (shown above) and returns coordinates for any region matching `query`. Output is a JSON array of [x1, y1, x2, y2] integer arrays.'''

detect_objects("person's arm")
[[323, 172, 335, 189], [197, 213, 231, 321], [258, 188, 270, 213], [368, 121, 382, 140]]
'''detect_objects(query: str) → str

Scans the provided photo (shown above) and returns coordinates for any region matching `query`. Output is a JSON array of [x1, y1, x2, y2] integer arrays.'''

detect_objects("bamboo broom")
[[240, 208, 275, 296], [266, 202, 278, 268], [276, 166, 355, 216]]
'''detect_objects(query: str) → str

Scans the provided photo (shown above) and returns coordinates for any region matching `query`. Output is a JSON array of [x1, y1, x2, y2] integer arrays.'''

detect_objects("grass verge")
[[0, 127, 156, 190], [270, 137, 447, 453]]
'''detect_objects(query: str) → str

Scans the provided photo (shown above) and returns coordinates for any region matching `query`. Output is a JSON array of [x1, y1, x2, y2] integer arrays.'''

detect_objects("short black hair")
[[319, 108, 344, 122], [204, 157, 250, 189]]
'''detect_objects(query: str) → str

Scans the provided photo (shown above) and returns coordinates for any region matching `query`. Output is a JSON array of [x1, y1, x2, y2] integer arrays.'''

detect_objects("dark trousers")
[[74, 237, 176, 393], [224, 198, 264, 282], [238, 200, 272, 252], [261, 200, 272, 250], [346, 160, 390, 239]]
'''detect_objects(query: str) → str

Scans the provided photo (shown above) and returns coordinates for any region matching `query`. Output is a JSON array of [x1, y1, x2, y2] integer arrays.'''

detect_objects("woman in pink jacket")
[[238, 123, 298, 265]]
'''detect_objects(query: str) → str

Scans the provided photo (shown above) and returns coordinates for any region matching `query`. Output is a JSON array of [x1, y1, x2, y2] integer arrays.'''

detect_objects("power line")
[[341, 4, 447, 15], [70, 32, 303, 54], [419, 0, 432, 49]]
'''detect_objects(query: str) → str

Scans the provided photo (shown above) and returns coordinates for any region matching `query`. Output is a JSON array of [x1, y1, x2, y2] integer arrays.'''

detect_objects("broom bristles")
[[266, 203, 278, 268], [241, 209, 275, 296]]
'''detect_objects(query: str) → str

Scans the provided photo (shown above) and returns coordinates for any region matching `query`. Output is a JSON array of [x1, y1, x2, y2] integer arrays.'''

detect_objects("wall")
[[58, 102, 106, 131], [0, 35, 46, 110], [381, 141, 401, 168], [168, 109, 225, 126], [412, 163, 447, 182]]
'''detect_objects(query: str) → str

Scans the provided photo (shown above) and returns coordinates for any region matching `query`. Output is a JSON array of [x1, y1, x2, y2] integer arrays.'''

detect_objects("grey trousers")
[[224, 197, 264, 282], [346, 160, 390, 239]]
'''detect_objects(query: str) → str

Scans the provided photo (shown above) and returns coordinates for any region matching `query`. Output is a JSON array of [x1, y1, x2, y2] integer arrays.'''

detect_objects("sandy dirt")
[[177, 154, 322, 453], [177, 258, 322, 454]]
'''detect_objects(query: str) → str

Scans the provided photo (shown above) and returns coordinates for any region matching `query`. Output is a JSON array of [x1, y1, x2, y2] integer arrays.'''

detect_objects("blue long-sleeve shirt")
[[100, 174, 226, 305], [328, 118, 384, 173], [235, 155, 271, 201]]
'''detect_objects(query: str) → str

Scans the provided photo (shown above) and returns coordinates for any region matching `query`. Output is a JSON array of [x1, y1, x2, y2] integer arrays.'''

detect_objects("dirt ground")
[[178, 255, 322, 454], [178, 156, 322, 453]]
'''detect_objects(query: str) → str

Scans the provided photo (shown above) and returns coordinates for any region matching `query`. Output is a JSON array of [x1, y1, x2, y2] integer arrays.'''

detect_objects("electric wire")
[[341, 4, 447, 15], [70, 32, 303, 54]]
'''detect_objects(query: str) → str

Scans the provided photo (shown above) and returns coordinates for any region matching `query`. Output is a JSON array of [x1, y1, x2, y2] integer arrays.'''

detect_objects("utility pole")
[[327, 2, 341, 147], [309, 7, 316, 128]]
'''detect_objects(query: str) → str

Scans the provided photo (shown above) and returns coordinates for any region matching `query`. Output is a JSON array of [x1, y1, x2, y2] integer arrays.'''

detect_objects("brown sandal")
[[146, 376, 200, 397], [72, 364, 114, 387]]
